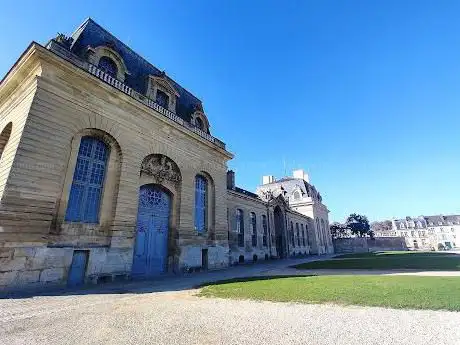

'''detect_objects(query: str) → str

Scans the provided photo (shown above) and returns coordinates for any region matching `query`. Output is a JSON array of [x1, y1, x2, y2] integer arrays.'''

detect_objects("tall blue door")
[[67, 250, 88, 287], [132, 185, 171, 278]]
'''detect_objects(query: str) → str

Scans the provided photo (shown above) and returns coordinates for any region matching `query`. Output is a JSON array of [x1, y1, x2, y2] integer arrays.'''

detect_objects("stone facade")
[[0, 19, 331, 291], [255, 170, 333, 255]]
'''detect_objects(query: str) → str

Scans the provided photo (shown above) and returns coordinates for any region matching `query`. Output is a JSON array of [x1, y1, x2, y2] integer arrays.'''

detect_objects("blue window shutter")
[[65, 137, 109, 223]]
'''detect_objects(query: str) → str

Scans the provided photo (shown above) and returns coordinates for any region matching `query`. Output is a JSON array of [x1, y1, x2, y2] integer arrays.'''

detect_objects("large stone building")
[[373, 215, 460, 250], [0, 19, 332, 290]]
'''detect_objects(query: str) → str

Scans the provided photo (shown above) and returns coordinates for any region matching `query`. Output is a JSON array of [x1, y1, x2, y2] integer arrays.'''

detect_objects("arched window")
[[321, 219, 327, 246], [194, 175, 208, 233], [156, 89, 170, 109], [65, 136, 109, 223], [227, 208, 230, 240], [195, 117, 204, 130], [0, 122, 12, 163], [250, 212, 257, 247], [262, 215, 268, 247], [236, 209, 244, 247], [296, 223, 300, 247], [305, 224, 310, 245], [98, 56, 118, 77], [293, 191, 301, 200], [291, 221, 295, 248], [300, 224, 305, 246], [316, 218, 321, 245]]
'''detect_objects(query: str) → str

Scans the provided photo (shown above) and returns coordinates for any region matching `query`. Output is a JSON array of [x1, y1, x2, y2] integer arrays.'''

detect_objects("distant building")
[[373, 215, 460, 250], [255, 170, 333, 255]]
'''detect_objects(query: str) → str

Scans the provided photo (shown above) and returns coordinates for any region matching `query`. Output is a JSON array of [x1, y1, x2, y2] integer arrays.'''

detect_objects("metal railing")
[[86, 63, 226, 149]]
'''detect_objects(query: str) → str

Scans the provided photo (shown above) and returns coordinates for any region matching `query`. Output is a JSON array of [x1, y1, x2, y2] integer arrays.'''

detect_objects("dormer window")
[[195, 117, 204, 131], [87, 45, 129, 82], [191, 109, 210, 134], [293, 191, 301, 200], [98, 56, 118, 77], [156, 89, 170, 109], [146, 74, 179, 113]]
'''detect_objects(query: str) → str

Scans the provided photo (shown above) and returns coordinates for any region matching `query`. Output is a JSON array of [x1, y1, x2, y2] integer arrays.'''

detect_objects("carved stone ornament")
[[261, 190, 274, 202], [140, 155, 181, 183], [55, 33, 74, 49]]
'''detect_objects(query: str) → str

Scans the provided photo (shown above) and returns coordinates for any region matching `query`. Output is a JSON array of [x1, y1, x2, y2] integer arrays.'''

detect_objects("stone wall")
[[227, 190, 273, 265], [284, 210, 313, 257], [0, 44, 233, 290], [227, 190, 318, 264], [333, 237, 408, 254], [0, 247, 71, 289]]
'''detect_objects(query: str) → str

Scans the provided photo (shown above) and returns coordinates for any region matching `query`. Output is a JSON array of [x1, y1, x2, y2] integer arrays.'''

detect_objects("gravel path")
[[1, 289, 459, 345], [1, 257, 459, 345]]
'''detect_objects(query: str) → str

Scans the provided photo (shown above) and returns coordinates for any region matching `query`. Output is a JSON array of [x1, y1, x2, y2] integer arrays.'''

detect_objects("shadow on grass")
[[196, 275, 316, 288]]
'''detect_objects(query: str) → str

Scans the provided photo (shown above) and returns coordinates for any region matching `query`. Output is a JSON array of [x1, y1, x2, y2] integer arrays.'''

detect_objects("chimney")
[[227, 170, 235, 189], [262, 175, 274, 185], [293, 169, 309, 183]]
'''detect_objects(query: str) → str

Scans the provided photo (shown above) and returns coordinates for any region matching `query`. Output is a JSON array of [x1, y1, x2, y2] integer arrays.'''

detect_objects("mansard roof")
[[69, 18, 202, 123], [255, 177, 322, 203], [233, 186, 260, 200], [424, 215, 460, 225], [392, 214, 460, 228]]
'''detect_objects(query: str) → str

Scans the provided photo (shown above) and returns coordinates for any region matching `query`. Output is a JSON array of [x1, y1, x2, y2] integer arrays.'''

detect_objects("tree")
[[370, 220, 392, 232], [346, 213, 371, 237], [330, 222, 349, 239]]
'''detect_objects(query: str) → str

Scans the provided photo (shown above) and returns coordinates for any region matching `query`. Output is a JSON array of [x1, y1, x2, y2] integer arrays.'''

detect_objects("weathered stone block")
[[0, 257, 26, 272], [0, 248, 13, 259], [180, 246, 202, 268], [0, 271, 17, 285], [28, 248, 73, 269], [14, 247, 36, 258], [40, 268, 65, 282], [16, 270, 40, 285], [208, 245, 229, 269]]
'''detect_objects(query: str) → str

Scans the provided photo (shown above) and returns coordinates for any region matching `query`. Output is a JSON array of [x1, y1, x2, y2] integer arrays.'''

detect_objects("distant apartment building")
[[373, 215, 460, 250]]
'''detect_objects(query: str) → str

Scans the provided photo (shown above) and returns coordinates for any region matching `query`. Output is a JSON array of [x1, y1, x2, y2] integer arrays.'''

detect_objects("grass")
[[334, 251, 459, 259], [198, 275, 460, 311], [294, 253, 460, 271]]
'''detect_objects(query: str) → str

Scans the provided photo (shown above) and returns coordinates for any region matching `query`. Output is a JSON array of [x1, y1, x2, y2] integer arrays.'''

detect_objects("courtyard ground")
[[1, 255, 459, 345]]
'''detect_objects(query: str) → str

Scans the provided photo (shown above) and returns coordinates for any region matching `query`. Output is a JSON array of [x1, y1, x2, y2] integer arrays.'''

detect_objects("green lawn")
[[294, 253, 460, 270], [334, 251, 458, 259], [199, 275, 460, 311]]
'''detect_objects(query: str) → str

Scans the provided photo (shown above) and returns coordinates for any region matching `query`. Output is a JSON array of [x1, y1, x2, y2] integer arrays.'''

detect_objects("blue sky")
[[1, 1, 460, 222]]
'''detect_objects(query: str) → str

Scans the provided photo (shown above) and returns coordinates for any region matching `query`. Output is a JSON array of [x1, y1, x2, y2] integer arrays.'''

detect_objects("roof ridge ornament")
[[54, 33, 74, 49], [194, 102, 204, 112]]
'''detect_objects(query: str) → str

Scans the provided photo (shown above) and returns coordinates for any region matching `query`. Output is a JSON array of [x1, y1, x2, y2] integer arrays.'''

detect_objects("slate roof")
[[424, 215, 460, 226], [255, 177, 322, 203], [393, 214, 460, 229], [68, 18, 202, 123], [232, 186, 260, 200]]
